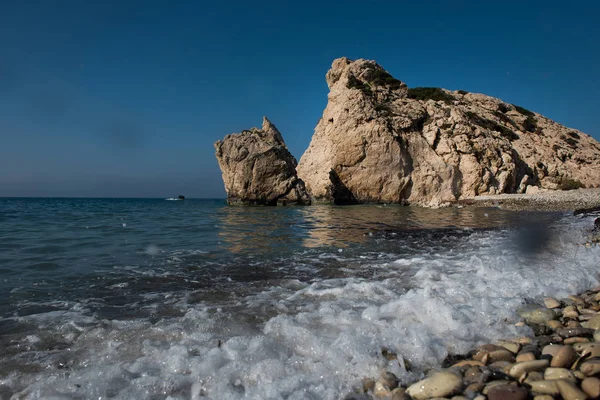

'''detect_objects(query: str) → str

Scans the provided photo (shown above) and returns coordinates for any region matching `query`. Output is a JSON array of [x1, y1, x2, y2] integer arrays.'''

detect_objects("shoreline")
[[354, 214, 600, 400], [357, 287, 600, 399], [459, 188, 600, 212]]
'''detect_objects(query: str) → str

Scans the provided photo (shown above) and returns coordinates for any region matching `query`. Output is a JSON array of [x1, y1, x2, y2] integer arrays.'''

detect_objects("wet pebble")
[[406, 371, 463, 400]]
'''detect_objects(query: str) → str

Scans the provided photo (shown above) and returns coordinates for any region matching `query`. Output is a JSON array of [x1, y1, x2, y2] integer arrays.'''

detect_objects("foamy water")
[[0, 199, 598, 399]]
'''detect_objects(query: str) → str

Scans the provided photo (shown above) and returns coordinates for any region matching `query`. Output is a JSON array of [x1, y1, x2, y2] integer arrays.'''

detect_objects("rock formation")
[[214, 117, 311, 205], [297, 57, 600, 206]]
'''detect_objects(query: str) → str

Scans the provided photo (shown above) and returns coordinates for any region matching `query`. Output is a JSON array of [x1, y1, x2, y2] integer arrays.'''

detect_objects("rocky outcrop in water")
[[214, 117, 311, 205], [297, 57, 600, 206]]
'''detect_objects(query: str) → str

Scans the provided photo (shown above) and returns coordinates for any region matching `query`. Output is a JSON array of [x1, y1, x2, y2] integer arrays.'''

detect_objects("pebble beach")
[[355, 212, 600, 400]]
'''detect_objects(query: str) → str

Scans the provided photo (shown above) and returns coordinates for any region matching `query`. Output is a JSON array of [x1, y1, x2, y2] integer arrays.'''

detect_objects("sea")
[[0, 198, 599, 399]]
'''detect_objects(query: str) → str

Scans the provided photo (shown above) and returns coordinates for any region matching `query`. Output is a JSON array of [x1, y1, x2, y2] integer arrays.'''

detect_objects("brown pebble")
[[542, 344, 564, 357], [453, 359, 485, 368], [565, 337, 591, 345], [483, 380, 517, 395], [551, 345, 577, 368], [544, 297, 561, 309], [581, 344, 600, 359], [490, 349, 516, 362], [533, 396, 555, 400], [362, 378, 375, 393], [547, 320, 563, 330], [509, 359, 549, 378], [555, 379, 589, 400], [581, 359, 600, 376], [380, 372, 399, 390], [487, 385, 528, 400], [581, 377, 600, 398], [496, 341, 520, 354], [569, 295, 585, 305], [567, 320, 583, 328], [516, 352, 536, 363], [373, 381, 391, 398], [529, 380, 559, 395], [558, 327, 595, 338]]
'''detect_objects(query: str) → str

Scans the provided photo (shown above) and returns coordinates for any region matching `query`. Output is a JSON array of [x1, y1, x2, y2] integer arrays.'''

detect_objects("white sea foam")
[[3, 215, 599, 399]]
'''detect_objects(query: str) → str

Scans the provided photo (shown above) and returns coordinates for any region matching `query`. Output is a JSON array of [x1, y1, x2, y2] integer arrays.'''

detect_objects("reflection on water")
[[216, 204, 559, 254]]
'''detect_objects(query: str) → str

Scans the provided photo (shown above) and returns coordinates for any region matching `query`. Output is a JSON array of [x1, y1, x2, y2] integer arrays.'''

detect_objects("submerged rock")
[[297, 57, 600, 206], [214, 117, 311, 206]]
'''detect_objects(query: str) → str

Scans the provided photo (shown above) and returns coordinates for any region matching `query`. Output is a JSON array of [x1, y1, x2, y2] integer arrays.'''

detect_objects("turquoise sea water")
[[0, 198, 598, 399]]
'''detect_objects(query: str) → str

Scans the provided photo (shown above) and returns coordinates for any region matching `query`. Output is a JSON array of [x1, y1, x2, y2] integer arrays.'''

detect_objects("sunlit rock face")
[[215, 117, 311, 206], [297, 57, 600, 206]]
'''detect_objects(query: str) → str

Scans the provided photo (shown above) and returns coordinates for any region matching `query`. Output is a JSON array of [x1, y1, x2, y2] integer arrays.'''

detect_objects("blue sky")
[[1, 0, 598, 198]]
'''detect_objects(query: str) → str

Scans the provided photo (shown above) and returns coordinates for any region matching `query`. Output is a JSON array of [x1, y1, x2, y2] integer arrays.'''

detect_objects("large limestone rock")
[[297, 57, 600, 206], [215, 117, 311, 205]]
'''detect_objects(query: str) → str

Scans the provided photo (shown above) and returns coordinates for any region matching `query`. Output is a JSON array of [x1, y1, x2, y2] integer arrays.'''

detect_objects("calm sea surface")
[[0, 198, 598, 399]]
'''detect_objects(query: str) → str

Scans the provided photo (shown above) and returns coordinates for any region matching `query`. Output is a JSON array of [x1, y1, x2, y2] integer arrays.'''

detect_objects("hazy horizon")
[[2, 0, 599, 197]]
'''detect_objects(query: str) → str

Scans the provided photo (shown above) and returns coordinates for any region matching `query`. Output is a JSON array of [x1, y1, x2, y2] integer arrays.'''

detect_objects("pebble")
[[406, 371, 463, 400], [550, 345, 577, 368], [557, 327, 595, 338], [544, 297, 561, 309], [487, 384, 528, 400], [585, 314, 600, 330], [518, 305, 556, 325], [544, 367, 577, 382], [529, 380, 559, 395], [542, 344, 563, 357], [515, 352, 535, 362], [533, 396, 555, 400], [489, 349, 515, 362], [496, 341, 520, 354], [509, 360, 549, 378], [373, 381, 391, 398], [555, 379, 589, 400], [594, 330, 600, 342], [581, 377, 600, 398], [379, 372, 399, 390], [564, 337, 590, 345], [547, 320, 563, 330], [580, 359, 600, 376], [580, 343, 600, 359]]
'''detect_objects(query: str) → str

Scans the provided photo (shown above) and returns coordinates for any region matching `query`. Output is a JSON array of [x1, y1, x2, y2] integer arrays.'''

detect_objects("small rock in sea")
[[550, 345, 577, 368], [518, 305, 556, 325], [581, 377, 600, 398], [390, 387, 410, 400], [487, 384, 528, 400], [373, 381, 391, 398], [542, 344, 563, 357], [544, 297, 561, 309], [406, 371, 463, 400], [483, 380, 517, 395], [555, 379, 589, 400], [379, 372, 399, 390]]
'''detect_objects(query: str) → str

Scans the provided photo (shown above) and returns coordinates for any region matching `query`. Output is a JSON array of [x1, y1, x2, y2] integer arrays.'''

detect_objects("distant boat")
[[165, 195, 185, 201]]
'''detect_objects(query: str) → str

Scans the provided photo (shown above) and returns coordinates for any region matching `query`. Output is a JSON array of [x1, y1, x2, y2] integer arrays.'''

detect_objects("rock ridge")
[[296, 57, 600, 206]]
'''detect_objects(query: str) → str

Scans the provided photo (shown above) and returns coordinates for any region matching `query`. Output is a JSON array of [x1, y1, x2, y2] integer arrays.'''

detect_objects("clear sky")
[[1, 0, 598, 198]]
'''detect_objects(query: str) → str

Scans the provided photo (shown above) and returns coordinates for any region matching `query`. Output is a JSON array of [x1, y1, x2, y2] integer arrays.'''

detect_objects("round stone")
[[585, 314, 600, 330], [544, 297, 561, 309], [487, 385, 528, 400], [509, 359, 549, 378], [555, 379, 589, 400], [581, 377, 600, 398], [550, 345, 576, 368], [406, 371, 463, 400]]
